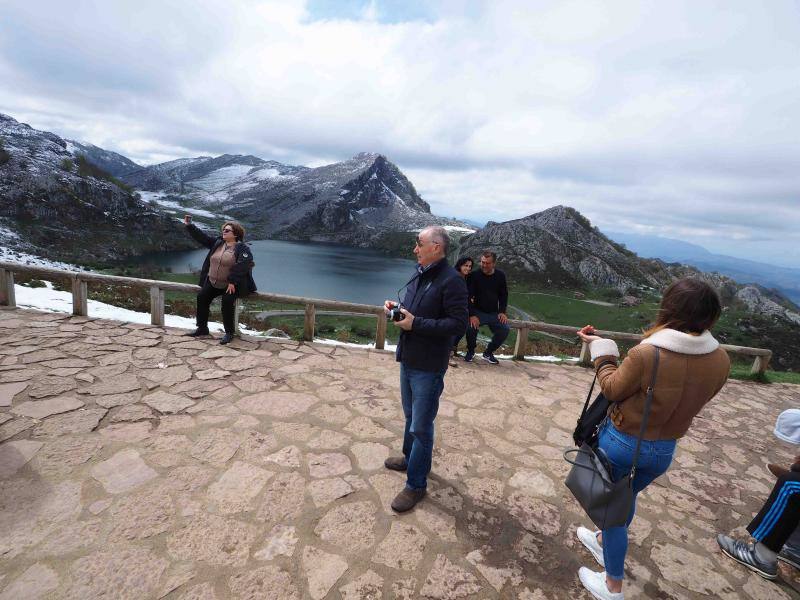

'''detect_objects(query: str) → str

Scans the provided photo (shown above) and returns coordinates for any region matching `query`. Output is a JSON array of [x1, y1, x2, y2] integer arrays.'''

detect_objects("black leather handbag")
[[564, 348, 660, 530], [572, 375, 609, 448]]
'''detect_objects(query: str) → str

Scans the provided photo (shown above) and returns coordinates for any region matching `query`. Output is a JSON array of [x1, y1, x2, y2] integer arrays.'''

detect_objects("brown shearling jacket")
[[590, 329, 730, 440]]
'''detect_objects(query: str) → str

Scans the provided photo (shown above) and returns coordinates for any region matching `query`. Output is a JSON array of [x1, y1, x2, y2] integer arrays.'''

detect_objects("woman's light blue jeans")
[[597, 420, 676, 581]]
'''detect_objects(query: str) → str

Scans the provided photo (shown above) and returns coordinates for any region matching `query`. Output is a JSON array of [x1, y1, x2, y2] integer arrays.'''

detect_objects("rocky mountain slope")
[[65, 139, 142, 177], [0, 113, 193, 264], [121, 152, 473, 247], [458, 205, 800, 370], [458, 206, 670, 290]]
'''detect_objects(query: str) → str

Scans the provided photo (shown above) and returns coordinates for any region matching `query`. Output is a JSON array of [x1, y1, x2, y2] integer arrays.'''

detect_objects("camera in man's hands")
[[387, 302, 405, 322]]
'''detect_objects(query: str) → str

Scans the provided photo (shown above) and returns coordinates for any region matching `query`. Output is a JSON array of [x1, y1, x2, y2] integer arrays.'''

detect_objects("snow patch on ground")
[[252, 167, 283, 180], [0, 248, 84, 271], [138, 191, 223, 219], [191, 165, 255, 192], [443, 225, 477, 233], [13, 281, 257, 335]]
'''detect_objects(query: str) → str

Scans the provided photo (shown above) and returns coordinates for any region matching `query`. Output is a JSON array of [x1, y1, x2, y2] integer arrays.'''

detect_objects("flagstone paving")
[[1, 307, 799, 599]]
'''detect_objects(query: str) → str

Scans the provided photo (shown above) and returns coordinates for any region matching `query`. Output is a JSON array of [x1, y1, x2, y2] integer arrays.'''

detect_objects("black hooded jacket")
[[185, 223, 257, 295]]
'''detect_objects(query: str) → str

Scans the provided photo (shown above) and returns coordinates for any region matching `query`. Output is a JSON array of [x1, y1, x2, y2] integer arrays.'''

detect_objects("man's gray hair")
[[424, 226, 450, 255]]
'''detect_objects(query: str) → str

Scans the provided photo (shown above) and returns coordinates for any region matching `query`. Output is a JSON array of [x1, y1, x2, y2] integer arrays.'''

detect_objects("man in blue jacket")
[[383, 226, 468, 512]]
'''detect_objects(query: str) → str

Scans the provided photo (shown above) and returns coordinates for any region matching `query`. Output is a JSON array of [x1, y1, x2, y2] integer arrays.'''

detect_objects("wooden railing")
[[0, 261, 772, 374], [0, 261, 386, 349]]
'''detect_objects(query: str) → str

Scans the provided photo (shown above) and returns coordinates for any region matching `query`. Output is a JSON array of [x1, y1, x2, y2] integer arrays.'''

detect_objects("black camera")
[[387, 303, 405, 322]]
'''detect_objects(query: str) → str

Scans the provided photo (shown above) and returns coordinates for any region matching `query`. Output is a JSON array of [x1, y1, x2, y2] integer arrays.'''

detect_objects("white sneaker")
[[577, 526, 605, 567], [578, 568, 624, 600]]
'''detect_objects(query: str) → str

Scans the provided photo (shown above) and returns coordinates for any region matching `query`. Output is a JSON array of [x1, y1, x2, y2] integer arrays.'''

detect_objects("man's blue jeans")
[[400, 364, 445, 490], [597, 420, 676, 581], [465, 309, 510, 354]]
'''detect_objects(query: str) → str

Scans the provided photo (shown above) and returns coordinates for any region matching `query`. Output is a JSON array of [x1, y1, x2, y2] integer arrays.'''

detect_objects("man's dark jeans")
[[465, 309, 510, 353], [400, 364, 445, 490]]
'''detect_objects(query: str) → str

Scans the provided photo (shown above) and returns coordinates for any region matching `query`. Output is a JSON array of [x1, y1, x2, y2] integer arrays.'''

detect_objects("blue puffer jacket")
[[395, 258, 468, 372]]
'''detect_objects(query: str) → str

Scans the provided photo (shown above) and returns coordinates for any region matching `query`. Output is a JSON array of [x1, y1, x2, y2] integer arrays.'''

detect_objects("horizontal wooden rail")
[[0, 260, 773, 373]]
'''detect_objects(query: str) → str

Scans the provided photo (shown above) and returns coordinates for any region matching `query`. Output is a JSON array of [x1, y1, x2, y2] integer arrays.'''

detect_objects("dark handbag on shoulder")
[[572, 375, 609, 448], [563, 348, 660, 530]]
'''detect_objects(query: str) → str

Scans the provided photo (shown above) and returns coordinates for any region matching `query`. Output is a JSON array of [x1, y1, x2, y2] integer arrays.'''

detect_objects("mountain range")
[[119, 152, 472, 248], [1, 111, 798, 368], [607, 231, 800, 305], [0, 113, 193, 264]]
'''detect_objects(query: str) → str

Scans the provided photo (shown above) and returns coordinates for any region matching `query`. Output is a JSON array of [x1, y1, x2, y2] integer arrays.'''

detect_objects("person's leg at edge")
[[196, 280, 222, 331], [745, 472, 800, 561], [220, 292, 238, 335], [465, 320, 478, 353], [484, 313, 510, 354], [404, 367, 444, 490], [399, 364, 414, 467], [599, 424, 675, 593]]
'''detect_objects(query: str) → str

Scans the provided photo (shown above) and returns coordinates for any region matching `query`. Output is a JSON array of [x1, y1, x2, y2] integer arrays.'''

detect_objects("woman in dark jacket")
[[451, 256, 473, 356], [183, 215, 257, 345]]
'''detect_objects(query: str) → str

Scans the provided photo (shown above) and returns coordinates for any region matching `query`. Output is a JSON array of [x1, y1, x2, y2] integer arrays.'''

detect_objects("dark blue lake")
[[132, 239, 418, 305]]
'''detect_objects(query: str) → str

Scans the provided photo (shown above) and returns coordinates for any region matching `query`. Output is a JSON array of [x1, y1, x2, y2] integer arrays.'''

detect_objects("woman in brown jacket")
[[574, 278, 730, 600]]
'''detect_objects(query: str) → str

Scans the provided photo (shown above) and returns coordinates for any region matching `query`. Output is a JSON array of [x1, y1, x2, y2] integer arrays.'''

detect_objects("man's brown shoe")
[[384, 456, 408, 471], [768, 464, 789, 478], [391, 488, 426, 513]]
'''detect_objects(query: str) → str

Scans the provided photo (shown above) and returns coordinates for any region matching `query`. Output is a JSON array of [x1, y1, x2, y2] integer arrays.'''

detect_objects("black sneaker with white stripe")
[[481, 351, 499, 364], [717, 534, 777, 579]]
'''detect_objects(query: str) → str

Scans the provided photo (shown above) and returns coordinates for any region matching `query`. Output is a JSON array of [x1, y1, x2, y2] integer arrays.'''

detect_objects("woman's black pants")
[[196, 280, 238, 334]]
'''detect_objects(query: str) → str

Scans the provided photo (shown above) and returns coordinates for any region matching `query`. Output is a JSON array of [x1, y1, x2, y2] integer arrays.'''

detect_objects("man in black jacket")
[[464, 251, 509, 364], [383, 226, 468, 512], [184, 215, 256, 345]]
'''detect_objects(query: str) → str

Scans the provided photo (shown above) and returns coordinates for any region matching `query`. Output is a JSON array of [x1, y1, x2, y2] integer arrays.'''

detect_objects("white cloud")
[[0, 0, 798, 264]]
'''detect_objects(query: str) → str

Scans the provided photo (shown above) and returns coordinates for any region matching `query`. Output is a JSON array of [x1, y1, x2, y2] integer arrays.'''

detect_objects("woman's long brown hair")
[[643, 278, 722, 337]]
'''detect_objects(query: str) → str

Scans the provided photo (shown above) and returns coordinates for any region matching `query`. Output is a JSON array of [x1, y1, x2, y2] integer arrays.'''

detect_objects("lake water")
[[132, 239, 418, 305]]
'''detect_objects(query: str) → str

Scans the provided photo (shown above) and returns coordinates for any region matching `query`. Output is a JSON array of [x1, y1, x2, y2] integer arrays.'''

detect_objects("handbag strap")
[[579, 375, 597, 419], [629, 347, 660, 479]]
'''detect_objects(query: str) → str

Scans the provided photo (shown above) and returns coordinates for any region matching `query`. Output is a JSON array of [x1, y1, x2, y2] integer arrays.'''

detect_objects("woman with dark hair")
[[183, 215, 257, 345], [573, 278, 730, 600], [451, 256, 473, 356]]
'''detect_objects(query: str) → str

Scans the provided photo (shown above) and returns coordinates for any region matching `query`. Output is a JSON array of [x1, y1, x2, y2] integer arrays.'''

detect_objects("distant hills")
[[607, 231, 800, 305]]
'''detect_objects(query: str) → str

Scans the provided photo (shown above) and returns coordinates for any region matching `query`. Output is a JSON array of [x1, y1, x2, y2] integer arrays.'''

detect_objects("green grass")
[[728, 363, 800, 384], [509, 289, 659, 333]]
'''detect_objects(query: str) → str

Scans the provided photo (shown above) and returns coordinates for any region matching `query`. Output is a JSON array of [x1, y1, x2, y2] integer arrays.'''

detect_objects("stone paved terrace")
[[1, 307, 799, 600]]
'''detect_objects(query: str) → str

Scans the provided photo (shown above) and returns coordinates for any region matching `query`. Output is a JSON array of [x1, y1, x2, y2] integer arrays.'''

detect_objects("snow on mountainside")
[[65, 139, 142, 177], [0, 113, 193, 263], [121, 151, 473, 247]]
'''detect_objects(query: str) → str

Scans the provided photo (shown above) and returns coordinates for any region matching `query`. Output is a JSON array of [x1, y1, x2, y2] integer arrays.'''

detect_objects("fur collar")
[[640, 328, 719, 355]]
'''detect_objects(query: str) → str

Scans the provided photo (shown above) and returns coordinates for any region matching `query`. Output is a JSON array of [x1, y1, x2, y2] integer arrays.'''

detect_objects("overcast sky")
[[1, 0, 798, 266]]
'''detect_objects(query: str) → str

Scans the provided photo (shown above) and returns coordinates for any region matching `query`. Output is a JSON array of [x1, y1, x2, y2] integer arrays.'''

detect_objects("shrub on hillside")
[[75, 154, 134, 193], [0, 139, 10, 165], [60, 158, 74, 171]]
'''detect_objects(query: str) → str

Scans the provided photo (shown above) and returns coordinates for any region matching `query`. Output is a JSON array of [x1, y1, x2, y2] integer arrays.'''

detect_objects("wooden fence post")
[[150, 285, 165, 326], [71, 278, 88, 316], [578, 341, 591, 366], [303, 303, 316, 342], [513, 327, 530, 360], [0, 269, 16, 307], [751, 353, 771, 376], [375, 313, 387, 350]]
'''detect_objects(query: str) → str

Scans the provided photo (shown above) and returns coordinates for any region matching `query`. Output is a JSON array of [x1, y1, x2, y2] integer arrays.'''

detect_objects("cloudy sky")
[[1, 0, 798, 266]]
